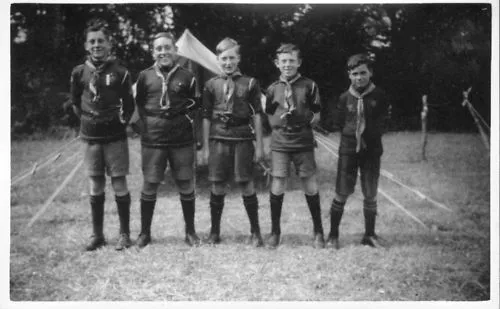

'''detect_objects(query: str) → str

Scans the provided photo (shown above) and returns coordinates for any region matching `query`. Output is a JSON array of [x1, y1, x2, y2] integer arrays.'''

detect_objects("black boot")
[[115, 193, 132, 250], [206, 193, 224, 245], [326, 199, 345, 250], [305, 193, 325, 249], [137, 192, 156, 248], [267, 193, 284, 248], [243, 194, 263, 247], [86, 193, 106, 251], [180, 191, 201, 247]]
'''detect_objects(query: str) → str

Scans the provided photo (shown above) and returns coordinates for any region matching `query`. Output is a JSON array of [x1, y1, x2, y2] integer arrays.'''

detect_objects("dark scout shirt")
[[335, 86, 389, 155], [70, 58, 135, 143], [202, 74, 263, 141], [265, 75, 321, 152], [135, 64, 198, 148]]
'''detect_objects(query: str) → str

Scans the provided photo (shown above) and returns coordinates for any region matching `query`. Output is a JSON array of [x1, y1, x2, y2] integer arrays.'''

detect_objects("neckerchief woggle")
[[348, 82, 376, 152], [153, 62, 180, 109]]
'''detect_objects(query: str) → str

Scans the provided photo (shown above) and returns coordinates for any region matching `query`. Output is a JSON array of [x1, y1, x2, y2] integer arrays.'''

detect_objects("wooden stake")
[[421, 94, 428, 161], [462, 87, 489, 150]]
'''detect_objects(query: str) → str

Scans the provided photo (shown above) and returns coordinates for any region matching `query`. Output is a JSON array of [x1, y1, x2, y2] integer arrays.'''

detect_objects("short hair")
[[347, 53, 373, 71], [216, 37, 240, 55], [152, 32, 176, 43], [84, 18, 111, 40], [275, 43, 301, 60]]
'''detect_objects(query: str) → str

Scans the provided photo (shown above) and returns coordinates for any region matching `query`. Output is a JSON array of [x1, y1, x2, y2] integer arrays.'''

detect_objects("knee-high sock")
[[209, 193, 225, 235], [115, 193, 131, 235], [306, 193, 324, 234], [140, 192, 157, 235], [363, 200, 377, 236], [329, 199, 346, 238], [90, 193, 105, 237], [270, 193, 284, 235], [243, 193, 261, 234], [180, 191, 196, 234]]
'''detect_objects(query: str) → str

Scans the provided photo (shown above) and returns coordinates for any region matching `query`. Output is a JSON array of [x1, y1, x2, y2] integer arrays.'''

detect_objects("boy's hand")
[[202, 147, 209, 166], [310, 112, 320, 126]]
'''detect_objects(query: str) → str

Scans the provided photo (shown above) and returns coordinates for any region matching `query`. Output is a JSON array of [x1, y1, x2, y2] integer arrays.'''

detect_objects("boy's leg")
[[87, 176, 106, 251], [84, 142, 107, 251], [105, 139, 132, 250], [137, 147, 168, 248], [327, 154, 358, 249], [296, 151, 325, 249], [267, 150, 290, 248], [235, 141, 263, 247], [206, 140, 231, 245], [359, 153, 384, 247], [170, 145, 200, 246]]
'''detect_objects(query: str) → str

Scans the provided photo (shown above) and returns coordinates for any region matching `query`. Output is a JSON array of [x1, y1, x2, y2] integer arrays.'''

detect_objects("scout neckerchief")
[[153, 62, 180, 109], [279, 73, 302, 113], [85, 55, 116, 105], [348, 82, 376, 152], [220, 70, 242, 113]]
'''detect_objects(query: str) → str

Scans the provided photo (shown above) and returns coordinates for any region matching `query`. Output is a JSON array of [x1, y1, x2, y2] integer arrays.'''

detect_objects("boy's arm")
[[201, 82, 213, 162], [264, 85, 278, 115], [331, 94, 346, 132], [70, 67, 83, 118], [249, 79, 264, 161], [185, 76, 200, 116], [134, 73, 146, 118], [309, 81, 321, 127], [120, 70, 135, 124]]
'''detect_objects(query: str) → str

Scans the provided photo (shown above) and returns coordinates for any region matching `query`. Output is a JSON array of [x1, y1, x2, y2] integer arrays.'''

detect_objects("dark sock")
[[90, 193, 105, 237], [364, 200, 377, 237], [243, 193, 260, 234], [305, 193, 324, 235], [180, 191, 196, 234], [209, 192, 225, 235], [115, 193, 131, 235], [330, 199, 346, 238], [270, 193, 284, 235], [140, 192, 157, 235]]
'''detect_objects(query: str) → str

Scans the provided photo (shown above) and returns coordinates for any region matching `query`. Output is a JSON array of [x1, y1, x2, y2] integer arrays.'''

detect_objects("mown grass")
[[10, 132, 490, 301]]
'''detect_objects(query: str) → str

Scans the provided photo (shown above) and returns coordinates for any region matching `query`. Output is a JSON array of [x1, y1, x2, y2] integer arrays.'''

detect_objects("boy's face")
[[153, 36, 178, 68], [348, 64, 373, 90], [85, 30, 112, 61], [217, 47, 240, 75], [275, 51, 301, 79]]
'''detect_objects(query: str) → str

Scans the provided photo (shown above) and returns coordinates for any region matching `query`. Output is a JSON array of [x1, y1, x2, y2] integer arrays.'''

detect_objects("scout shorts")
[[335, 152, 381, 201], [142, 145, 194, 183], [208, 139, 255, 182], [83, 138, 129, 177], [271, 150, 316, 178]]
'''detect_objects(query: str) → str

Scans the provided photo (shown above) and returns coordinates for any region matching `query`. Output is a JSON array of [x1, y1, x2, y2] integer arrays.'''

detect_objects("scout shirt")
[[70, 57, 135, 143], [334, 83, 389, 155], [202, 72, 263, 141], [135, 63, 198, 148], [265, 74, 321, 152]]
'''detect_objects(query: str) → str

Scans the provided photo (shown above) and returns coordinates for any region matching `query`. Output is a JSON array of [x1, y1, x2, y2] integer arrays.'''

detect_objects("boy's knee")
[[334, 193, 348, 203], [211, 181, 227, 195], [238, 181, 255, 196], [89, 176, 105, 195], [111, 176, 128, 195], [142, 181, 160, 196], [271, 177, 286, 195], [176, 179, 194, 194], [301, 175, 318, 195]]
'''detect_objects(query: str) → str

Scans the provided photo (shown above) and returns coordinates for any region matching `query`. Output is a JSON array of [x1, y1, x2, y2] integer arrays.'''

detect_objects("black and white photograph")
[[6, 1, 499, 306]]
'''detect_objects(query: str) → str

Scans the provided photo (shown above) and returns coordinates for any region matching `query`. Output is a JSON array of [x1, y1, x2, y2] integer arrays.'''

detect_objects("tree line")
[[10, 3, 491, 136]]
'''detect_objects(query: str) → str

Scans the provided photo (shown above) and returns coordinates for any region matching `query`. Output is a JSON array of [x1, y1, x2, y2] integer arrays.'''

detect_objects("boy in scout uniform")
[[70, 19, 135, 251], [201, 38, 264, 246], [135, 32, 200, 248]]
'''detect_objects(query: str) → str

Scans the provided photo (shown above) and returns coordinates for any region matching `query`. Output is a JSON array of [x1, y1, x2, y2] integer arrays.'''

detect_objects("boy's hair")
[[216, 37, 240, 55], [347, 53, 373, 71], [152, 32, 176, 43], [275, 43, 301, 60], [84, 18, 111, 40]]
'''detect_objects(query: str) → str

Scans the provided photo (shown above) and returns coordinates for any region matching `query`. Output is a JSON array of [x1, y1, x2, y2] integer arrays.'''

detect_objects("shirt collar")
[[279, 73, 302, 85]]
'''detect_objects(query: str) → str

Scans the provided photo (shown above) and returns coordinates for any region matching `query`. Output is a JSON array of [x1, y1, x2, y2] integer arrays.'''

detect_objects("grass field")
[[9, 132, 491, 301]]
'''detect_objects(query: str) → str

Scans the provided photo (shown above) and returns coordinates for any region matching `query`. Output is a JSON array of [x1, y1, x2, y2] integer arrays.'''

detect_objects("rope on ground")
[[25, 159, 84, 230], [314, 134, 430, 230], [314, 132, 452, 212], [11, 136, 80, 185]]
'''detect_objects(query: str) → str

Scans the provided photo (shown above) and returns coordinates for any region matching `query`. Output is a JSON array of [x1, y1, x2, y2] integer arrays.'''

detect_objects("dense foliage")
[[11, 3, 491, 135]]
